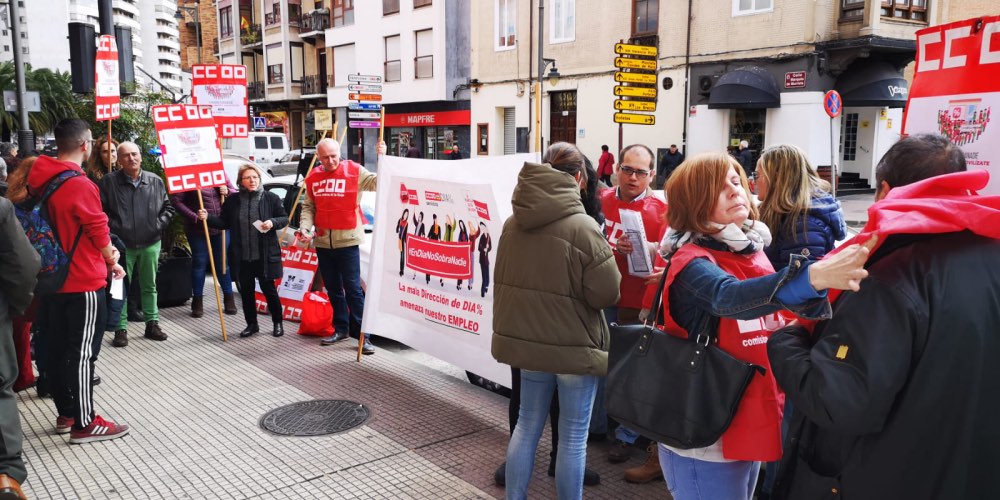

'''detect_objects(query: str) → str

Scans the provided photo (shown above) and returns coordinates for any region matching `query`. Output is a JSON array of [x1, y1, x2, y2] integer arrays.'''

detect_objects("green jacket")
[[491, 162, 621, 376]]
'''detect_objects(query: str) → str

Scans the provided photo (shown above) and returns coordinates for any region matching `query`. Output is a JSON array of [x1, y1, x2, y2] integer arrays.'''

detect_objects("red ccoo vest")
[[306, 160, 361, 231]]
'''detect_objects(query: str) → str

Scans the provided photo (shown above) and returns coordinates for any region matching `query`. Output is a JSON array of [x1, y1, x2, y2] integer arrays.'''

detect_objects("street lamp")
[[174, 1, 202, 65]]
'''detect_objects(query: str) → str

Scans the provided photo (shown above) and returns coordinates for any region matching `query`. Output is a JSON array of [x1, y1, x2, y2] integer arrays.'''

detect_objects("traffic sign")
[[349, 120, 381, 129], [348, 74, 382, 84], [614, 100, 656, 112], [348, 102, 382, 111], [614, 72, 656, 85], [253, 116, 266, 129], [348, 83, 383, 92], [614, 43, 658, 58], [615, 57, 656, 71], [349, 93, 382, 101], [614, 112, 655, 125], [823, 90, 842, 118], [613, 86, 657, 98], [349, 112, 380, 119]]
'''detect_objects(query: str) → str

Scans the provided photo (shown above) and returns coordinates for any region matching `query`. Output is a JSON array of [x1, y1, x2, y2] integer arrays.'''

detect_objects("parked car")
[[271, 147, 316, 177], [221, 132, 290, 171]]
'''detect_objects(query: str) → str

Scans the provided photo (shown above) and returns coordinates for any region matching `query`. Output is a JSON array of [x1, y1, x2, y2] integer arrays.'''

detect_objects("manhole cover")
[[260, 400, 370, 436]]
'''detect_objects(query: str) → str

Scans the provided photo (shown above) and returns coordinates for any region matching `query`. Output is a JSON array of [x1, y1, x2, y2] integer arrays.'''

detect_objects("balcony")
[[302, 74, 328, 96], [249, 81, 265, 100], [241, 24, 262, 51], [299, 11, 330, 41]]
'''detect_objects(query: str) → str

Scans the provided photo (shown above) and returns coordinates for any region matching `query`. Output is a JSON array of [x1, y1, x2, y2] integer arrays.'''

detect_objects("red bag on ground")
[[297, 292, 335, 336]]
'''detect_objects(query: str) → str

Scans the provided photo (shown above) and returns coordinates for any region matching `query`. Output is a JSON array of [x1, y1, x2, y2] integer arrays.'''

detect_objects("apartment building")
[[177, 0, 219, 70], [470, 0, 687, 163], [138, 0, 187, 95], [0, 0, 71, 72], [324, 0, 472, 163]]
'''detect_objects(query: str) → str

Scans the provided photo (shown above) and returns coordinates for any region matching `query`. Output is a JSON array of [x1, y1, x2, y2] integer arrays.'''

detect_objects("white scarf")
[[660, 220, 772, 259]]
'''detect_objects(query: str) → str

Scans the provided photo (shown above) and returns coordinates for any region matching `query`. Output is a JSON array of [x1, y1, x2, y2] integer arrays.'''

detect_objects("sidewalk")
[[17, 297, 670, 499], [839, 193, 875, 228]]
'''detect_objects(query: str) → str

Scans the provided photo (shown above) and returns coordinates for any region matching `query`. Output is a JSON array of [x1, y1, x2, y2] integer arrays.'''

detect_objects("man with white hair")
[[737, 140, 755, 177], [297, 139, 385, 354]]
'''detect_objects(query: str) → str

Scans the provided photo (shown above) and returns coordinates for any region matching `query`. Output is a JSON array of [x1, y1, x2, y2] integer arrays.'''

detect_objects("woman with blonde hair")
[[755, 144, 846, 271], [651, 152, 871, 500], [84, 137, 118, 183]]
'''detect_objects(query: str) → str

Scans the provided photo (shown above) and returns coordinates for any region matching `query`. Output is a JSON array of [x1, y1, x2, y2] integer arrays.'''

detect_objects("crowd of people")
[[492, 134, 1000, 500]]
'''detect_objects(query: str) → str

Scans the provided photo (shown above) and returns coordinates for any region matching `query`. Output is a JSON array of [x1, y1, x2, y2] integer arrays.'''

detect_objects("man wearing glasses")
[[595, 144, 669, 482]]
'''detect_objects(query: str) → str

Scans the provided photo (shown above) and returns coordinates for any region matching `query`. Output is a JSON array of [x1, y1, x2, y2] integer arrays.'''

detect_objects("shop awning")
[[708, 66, 781, 109], [835, 61, 908, 108]]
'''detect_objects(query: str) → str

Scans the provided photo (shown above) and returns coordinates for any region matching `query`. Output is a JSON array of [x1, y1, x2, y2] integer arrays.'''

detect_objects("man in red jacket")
[[27, 119, 128, 444], [594, 144, 669, 480]]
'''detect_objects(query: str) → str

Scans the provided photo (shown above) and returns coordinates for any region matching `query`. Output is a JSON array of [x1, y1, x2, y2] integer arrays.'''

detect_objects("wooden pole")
[[106, 121, 113, 173], [219, 193, 226, 273], [197, 190, 228, 342], [280, 128, 330, 243]]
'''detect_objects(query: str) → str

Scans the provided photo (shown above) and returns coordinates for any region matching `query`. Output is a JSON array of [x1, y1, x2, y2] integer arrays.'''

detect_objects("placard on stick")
[[153, 104, 227, 194], [192, 64, 249, 138]]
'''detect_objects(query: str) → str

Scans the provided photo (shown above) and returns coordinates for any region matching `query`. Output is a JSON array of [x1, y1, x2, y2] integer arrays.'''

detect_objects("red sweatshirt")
[[26, 155, 111, 293]]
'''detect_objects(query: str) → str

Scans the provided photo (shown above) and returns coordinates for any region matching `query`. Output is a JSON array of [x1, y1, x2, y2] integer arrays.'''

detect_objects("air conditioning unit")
[[698, 75, 714, 93]]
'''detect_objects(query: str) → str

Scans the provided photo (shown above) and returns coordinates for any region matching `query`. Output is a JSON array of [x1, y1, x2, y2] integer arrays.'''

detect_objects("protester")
[[757, 144, 847, 270], [652, 151, 870, 500], [84, 137, 118, 183], [594, 144, 668, 478], [657, 144, 685, 189], [768, 134, 1000, 499], [737, 140, 754, 177], [297, 138, 385, 354], [0, 192, 38, 498], [597, 145, 614, 186], [492, 141, 621, 499], [405, 145, 421, 158], [199, 164, 287, 337], [0, 144, 18, 179], [27, 118, 129, 444], [171, 178, 238, 318], [99, 141, 175, 347]]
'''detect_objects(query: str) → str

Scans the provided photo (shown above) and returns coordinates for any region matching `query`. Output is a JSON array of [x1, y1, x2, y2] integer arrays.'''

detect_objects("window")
[[267, 64, 283, 83], [841, 113, 859, 162], [414, 29, 433, 79], [254, 137, 269, 149], [495, 0, 516, 50], [732, 0, 772, 16], [270, 137, 284, 149], [840, 0, 864, 20], [289, 43, 304, 83], [550, 0, 575, 43], [414, 0, 432, 7], [632, 0, 658, 35], [383, 0, 399, 15], [288, 2, 301, 24], [333, 0, 354, 27], [477, 123, 489, 155], [881, 0, 928, 22], [384, 35, 401, 82], [332, 43, 356, 86]]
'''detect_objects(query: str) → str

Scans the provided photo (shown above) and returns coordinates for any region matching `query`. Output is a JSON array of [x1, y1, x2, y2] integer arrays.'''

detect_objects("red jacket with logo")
[[600, 188, 668, 309], [661, 244, 785, 461], [26, 155, 111, 293]]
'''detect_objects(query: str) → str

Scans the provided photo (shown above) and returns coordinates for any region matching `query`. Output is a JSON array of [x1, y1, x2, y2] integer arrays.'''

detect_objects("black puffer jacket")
[[768, 231, 1000, 500], [206, 188, 287, 280], [99, 169, 175, 249]]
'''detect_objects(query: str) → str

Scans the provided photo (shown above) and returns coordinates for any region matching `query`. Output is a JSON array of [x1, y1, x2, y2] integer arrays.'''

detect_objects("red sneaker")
[[69, 415, 130, 444], [55, 416, 74, 435]]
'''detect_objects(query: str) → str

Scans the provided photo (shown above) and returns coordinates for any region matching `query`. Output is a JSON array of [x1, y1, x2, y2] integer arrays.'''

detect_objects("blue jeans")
[[658, 445, 760, 500], [189, 232, 233, 295], [506, 370, 597, 500], [316, 245, 364, 336]]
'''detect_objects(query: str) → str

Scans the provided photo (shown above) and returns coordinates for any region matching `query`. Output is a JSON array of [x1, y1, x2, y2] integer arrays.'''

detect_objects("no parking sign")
[[824, 90, 843, 118]]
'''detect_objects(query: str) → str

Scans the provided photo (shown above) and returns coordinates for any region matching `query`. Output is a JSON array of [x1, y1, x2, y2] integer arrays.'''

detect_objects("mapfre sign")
[[191, 64, 250, 138], [152, 104, 227, 194], [94, 35, 120, 121]]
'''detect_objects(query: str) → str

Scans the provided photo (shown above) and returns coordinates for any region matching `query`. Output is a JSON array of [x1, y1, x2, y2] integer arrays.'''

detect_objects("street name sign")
[[614, 112, 655, 125], [349, 112, 380, 119], [349, 120, 381, 129], [615, 43, 658, 57], [348, 102, 382, 111], [615, 57, 657, 71], [348, 74, 382, 84], [614, 100, 656, 112], [614, 72, 656, 85], [349, 93, 382, 101], [614, 85, 657, 98], [348, 84, 383, 92]]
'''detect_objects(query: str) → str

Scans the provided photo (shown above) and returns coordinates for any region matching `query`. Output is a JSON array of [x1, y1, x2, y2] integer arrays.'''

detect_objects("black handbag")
[[606, 261, 766, 449]]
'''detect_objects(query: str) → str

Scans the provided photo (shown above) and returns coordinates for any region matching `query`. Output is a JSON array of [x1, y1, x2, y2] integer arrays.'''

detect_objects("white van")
[[221, 132, 289, 171]]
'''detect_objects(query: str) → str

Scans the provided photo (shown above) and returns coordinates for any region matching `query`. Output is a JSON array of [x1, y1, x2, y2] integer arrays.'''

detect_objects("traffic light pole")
[[9, 0, 33, 154]]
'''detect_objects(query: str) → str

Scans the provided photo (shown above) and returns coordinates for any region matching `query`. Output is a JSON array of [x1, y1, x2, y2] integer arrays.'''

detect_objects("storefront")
[[383, 107, 471, 160]]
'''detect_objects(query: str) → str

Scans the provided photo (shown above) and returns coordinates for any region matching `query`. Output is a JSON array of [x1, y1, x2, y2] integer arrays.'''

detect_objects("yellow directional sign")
[[615, 57, 657, 71], [615, 72, 657, 85], [614, 112, 656, 125], [614, 86, 657, 98], [615, 43, 658, 58], [614, 100, 656, 112]]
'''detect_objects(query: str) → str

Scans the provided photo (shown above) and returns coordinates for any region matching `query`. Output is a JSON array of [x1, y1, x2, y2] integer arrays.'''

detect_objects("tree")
[[0, 62, 78, 137]]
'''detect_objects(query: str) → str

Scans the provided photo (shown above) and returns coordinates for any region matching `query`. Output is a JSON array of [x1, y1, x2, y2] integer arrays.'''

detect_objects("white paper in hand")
[[110, 278, 125, 300], [619, 209, 653, 277], [253, 220, 267, 233]]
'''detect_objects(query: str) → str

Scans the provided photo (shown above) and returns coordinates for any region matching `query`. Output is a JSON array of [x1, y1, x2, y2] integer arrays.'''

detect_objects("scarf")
[[660, 219, 772, 259]]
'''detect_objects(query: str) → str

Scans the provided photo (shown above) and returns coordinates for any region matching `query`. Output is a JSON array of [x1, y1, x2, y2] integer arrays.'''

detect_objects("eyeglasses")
[[619, 165, 651, 178]]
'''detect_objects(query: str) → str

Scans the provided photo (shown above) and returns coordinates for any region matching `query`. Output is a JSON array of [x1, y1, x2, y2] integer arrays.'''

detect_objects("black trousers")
[[509, 367, 560, 461], [238, 260, 282, 326], [44, 290, 106, 430]]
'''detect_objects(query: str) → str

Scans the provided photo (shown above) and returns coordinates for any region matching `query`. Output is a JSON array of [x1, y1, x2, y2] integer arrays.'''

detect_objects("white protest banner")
[[903, 15, 1000, 193], [153, 104, 226, 194], [192, 64, 249, 138], [362, 154, 538, 387], [255, 245, 319, 322], [95, 35, 120, 121]]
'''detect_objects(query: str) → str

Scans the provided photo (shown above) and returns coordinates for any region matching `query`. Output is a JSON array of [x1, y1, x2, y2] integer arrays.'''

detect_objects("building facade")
[[177, 0, 219, 70], [137, 0, 186, 95], [0, 0, 71, 72]]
